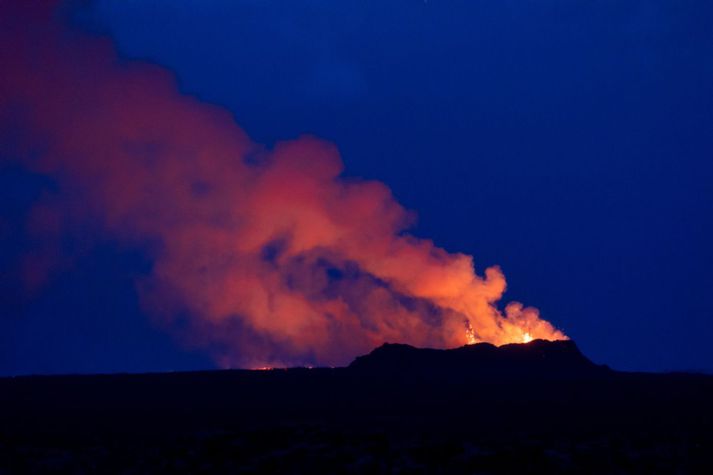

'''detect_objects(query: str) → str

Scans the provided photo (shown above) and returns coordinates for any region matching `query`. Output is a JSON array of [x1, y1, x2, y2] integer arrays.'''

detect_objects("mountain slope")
[[349, 339, 608, 380]]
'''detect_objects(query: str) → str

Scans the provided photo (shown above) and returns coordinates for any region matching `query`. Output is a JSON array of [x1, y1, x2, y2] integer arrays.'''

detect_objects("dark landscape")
[[2, 340, 712, 474], [3, 2, 713, 474]]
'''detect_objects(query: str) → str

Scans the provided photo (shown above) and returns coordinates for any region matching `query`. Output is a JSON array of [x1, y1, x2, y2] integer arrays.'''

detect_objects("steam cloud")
[[1, 1, 565, 367]]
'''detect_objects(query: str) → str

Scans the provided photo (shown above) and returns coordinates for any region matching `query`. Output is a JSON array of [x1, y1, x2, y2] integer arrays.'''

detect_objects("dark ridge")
[[348, 339, 609, 381], [1, 340, 713, 472]]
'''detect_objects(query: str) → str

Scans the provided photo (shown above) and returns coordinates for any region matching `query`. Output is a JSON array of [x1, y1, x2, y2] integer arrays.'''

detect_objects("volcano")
[[349, 339, 607, 380], [1, 340, 712, 473]]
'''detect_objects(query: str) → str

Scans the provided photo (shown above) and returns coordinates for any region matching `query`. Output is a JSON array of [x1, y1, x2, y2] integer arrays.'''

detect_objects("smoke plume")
[[1, 1, 565, 366]]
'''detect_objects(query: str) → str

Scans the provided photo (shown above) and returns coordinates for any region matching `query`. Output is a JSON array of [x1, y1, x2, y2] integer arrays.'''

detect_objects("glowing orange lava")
[[462, 311, 566, 347], [464, 319, 477, 345]]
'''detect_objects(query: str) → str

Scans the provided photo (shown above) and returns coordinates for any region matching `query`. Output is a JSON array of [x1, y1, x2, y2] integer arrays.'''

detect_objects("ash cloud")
[[0, 1, 565, 367]]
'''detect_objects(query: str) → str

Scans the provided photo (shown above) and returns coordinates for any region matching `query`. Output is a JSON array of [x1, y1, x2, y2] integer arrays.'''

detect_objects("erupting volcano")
[[0, 1, 566, 368], [4, 2, 713, 472]]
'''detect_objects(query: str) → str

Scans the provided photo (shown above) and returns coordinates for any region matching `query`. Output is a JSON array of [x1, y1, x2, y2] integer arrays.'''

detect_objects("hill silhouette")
[[1, 340, 712, 473], [349, 339, 607, 380]]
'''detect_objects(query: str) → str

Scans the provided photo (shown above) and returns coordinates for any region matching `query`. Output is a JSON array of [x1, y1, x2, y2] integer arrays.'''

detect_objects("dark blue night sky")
[[2, 0, 712, 374]]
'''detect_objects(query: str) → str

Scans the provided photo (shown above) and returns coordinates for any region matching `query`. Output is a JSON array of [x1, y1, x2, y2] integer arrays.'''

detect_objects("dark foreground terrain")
[[1, 340, 712, 474]]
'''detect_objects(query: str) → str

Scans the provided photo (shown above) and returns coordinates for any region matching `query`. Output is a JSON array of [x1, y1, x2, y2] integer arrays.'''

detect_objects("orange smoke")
[[0, 1, 565, 367]]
